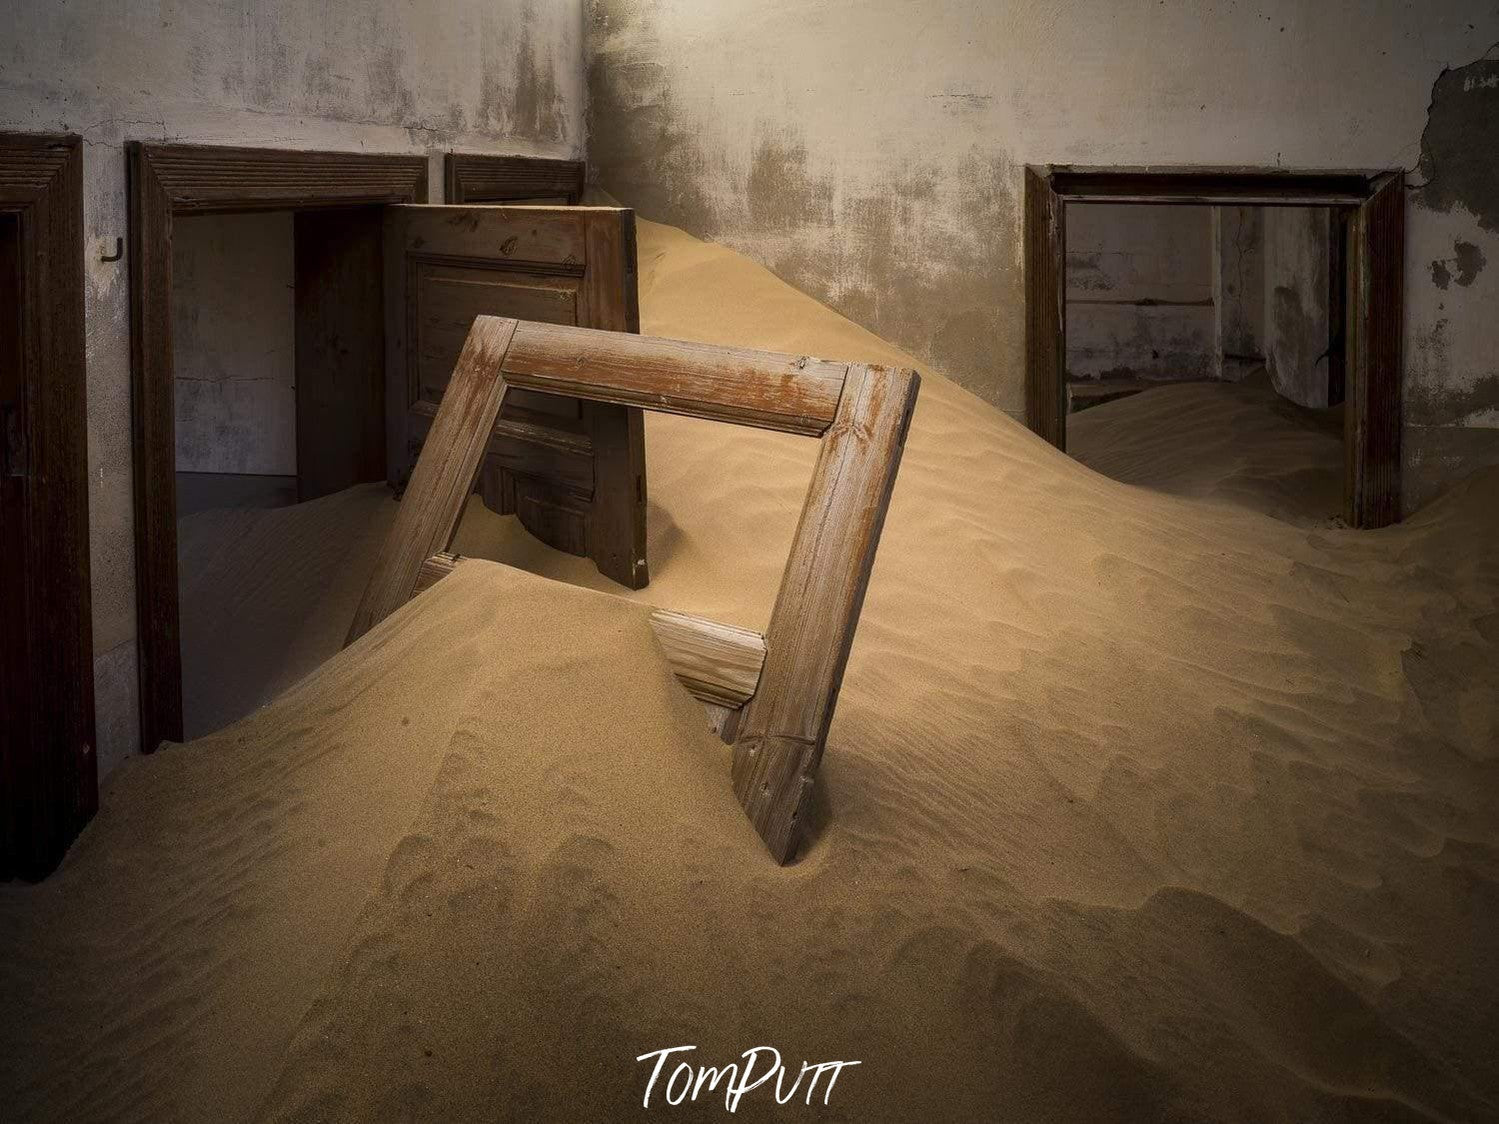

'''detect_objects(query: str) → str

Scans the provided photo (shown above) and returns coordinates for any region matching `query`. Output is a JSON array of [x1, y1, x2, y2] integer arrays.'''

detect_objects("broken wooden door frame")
[[1024, 165, 1405, 528], [348, 317, 921, 864], [1, 132, 94, 879]]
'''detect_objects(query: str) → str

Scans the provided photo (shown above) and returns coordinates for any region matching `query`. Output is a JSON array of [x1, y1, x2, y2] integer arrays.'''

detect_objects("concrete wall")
[[586, 2, 1499, 508], [172, 213, 296, 476], [1065, 203, 1214, 381], [0, 0, 586, 774], [1263, 207, 1333, 409], [1213, 205, 1265, 380]]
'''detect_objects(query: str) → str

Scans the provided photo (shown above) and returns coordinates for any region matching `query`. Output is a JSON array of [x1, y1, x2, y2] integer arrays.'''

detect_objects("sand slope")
[[2, 218, 1496, 1122]]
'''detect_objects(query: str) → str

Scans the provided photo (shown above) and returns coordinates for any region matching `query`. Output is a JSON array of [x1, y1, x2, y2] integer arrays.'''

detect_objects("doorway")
[[1025, 167, 1403, 529], [1, 133, 94, 880], [130, 144, 639, 752]]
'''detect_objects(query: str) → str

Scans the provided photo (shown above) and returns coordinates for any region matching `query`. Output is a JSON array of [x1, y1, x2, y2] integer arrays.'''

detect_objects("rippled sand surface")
[[2, 218, 1495, 1123]]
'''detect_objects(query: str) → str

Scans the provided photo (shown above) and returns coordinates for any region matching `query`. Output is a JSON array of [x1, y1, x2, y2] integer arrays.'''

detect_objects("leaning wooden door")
[[384, 205, 647, 589]]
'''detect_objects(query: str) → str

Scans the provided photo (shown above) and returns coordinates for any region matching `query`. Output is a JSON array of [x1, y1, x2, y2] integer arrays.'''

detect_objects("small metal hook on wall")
[[100, 237, 123, 263]]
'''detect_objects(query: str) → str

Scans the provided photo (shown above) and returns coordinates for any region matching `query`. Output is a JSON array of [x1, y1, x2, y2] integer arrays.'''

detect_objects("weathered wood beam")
[[500, 320, 848, 436], [345, 316, 518, 645], [413, 550, 462, 596], [351, 317, 920, 864], [731, 363, 920, 863]]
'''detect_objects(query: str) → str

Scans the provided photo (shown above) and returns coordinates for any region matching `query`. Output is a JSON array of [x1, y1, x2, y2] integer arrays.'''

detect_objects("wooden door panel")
[[412, 264, 580, 407], [385, 205, 647, 588]]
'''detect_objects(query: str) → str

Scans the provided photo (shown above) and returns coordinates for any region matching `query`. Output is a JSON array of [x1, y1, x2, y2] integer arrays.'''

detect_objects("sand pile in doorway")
[[2, 217, 1497, 1122]]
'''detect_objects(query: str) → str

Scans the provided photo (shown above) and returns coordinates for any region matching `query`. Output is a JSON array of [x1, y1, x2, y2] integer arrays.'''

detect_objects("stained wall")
[[587, 2, 1499, 510], [1065, 204, 1215, 382], [1263, 207, 1333, 409], [171, 213, 297, 477], [0, 0, 586, 772]]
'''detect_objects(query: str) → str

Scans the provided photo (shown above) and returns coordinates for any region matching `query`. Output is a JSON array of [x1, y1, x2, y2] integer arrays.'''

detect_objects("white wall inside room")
[[0, 0, 587, 774], [1065, 204, 1214, 382], [172, 213, 296, 477]]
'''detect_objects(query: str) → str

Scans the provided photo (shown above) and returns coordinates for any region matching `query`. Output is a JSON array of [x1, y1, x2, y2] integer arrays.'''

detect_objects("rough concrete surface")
[[172, 213, 296, 476], [1065, 203, 1216, 381], [1263, 207, 1332, 409]]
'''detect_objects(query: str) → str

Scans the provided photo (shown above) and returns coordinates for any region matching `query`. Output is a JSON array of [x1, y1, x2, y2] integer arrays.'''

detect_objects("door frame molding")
[[128, 143, 430, 753], [444, 152, 586, 204], [1, 132, 93, 879], [1024, 164, 1405, 528]]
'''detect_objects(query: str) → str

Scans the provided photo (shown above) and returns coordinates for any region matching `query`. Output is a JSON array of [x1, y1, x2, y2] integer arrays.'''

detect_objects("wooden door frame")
[[129, 145, 607, 754], [1, 132, 93, 879], [1024, 165, 1405, 528], [445, 152, 586, 204], [128, 143, 429, 754]]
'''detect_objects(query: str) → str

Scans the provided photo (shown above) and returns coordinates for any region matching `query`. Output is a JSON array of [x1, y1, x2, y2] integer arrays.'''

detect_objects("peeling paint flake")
[[1418, 42, 1499, 230]]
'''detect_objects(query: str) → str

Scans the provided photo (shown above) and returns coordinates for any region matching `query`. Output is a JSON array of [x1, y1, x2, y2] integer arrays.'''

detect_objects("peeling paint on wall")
[[1417, 42, 1499, 232], [1407, 36, 1499, 511]]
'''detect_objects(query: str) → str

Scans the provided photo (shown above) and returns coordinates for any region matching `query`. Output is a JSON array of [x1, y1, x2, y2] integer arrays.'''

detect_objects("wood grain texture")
[[138, 143, 427, 213], [1, 133, 95, 880], [501, 320, 849, 435], [1346, 172, 1404, 528], [1024, 167, 1066, 449], [346, 317, 519, 645], [412, 550, 462, 595], [578, 209, 648, 588], [131, 143, 429, 755], [128, 141, 184, 752], [383, 204, 648, 588], [445, 153, 586, 204], [294, 208, 386, 501], [647, 609, 767, 709], [731, 363, 921, 863], [367, 324, 916, 862]]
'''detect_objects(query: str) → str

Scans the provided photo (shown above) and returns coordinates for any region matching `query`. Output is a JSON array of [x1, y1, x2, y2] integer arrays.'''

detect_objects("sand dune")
[[1068, 373, 1347, 527], [2, 218, 1496, 1122]]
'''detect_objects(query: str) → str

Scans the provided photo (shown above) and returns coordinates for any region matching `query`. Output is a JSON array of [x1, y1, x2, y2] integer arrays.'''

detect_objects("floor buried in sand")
[[2, 217, 1495, 1122]]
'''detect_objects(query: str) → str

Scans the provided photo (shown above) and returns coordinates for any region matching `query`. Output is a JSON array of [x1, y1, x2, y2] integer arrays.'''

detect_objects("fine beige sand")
[[2, 217, 1496, 1122]]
